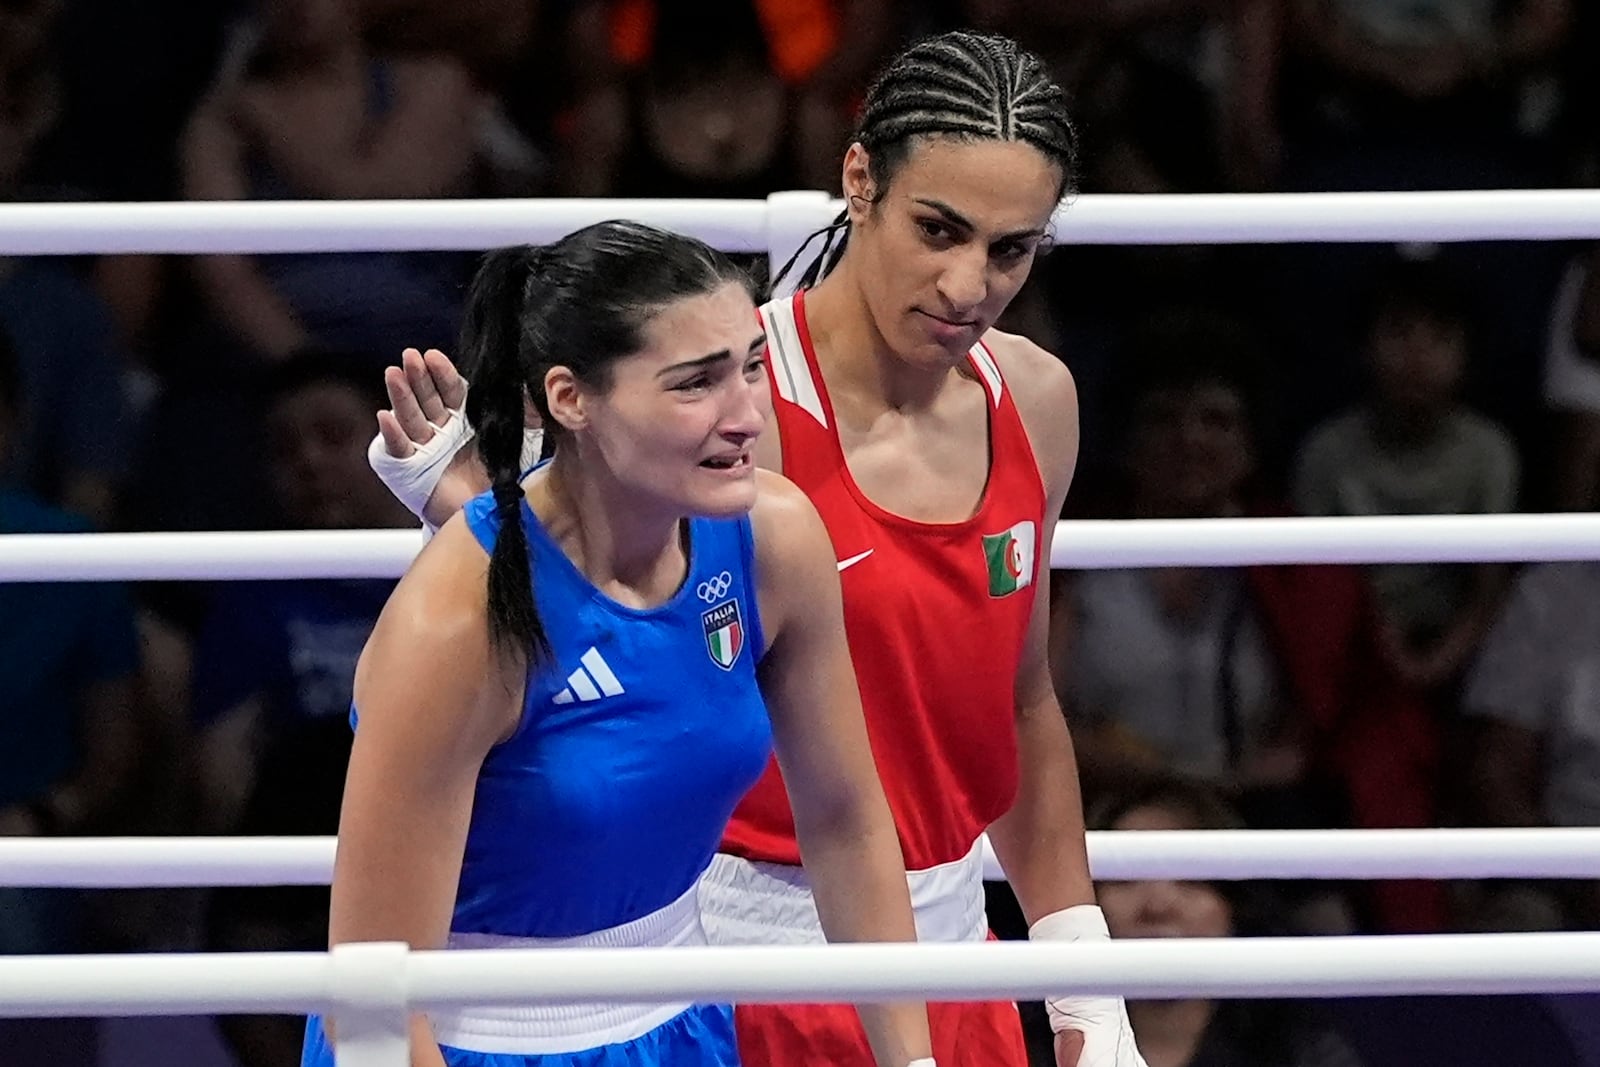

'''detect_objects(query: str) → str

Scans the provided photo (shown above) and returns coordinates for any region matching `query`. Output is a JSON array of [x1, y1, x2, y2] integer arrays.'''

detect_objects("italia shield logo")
[[702, 600, 745, 670], [982, 521, 1037, 597]]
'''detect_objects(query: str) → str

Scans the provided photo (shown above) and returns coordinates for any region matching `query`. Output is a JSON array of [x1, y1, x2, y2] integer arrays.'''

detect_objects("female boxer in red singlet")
[[703, 33, 1141, 1067]]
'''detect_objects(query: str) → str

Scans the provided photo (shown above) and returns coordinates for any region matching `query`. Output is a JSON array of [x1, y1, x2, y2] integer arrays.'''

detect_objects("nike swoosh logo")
[[837, 549, 874, 572]]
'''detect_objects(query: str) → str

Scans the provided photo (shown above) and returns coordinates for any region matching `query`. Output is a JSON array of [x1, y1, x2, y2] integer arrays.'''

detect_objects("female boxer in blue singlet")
[[301, 221, 934, 1067]]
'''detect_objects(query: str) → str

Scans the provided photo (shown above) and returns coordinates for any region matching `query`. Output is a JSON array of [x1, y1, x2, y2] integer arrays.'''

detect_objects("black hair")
[[1365, 256, 1473, 337], [776, 30, 1079, 292], [460, 220, 754, 664], [644, 0, 771, 90], [1118, 305, 1271, 451], [1089, 775, 1245, 832], [1087, 776, 1276, 939], [1089, 777, 1339, 1060]]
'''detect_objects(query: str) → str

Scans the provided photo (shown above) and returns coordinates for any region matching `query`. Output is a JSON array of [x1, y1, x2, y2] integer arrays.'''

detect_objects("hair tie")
[[492, 481, 523, 518]]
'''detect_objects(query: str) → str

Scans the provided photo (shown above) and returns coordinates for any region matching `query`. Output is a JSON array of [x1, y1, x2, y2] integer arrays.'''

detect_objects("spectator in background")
[[0, 0, 60, 196], [179, 0, 494, 361], [1462, 560, 1600, 931], [1266, 4, 1572, 474], [0, 0, 137, 526], [1292, 258, 1519, 700], [1055, 312, 1329, 822], [0, 330, 142, 954], [1562, 2, 1600, 183], [361, 0, 535, 77], [1541, 243, 1600, 511], [558, 0, 893, 197], [1094, 778, 1364, 1067], [190, 354, 411, 1067], [1282, 0, 1572, 191], [901, 0, 1282, 193], [149, 0, 528, 533], [1052, 309, 1442, 931], [1022, 0, 1284, 193], [0, 263, 138, 528]]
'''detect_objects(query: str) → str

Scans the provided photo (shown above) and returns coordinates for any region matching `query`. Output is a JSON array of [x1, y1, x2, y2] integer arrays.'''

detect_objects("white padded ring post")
[[330, 941, 412, 1067]]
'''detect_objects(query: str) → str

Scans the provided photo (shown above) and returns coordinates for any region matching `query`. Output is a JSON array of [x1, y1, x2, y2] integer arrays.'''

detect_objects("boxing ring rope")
[[7, 189, 1600, 257], [8, 935, 1600, 1020], [6, 513, 1600, 582], [4, 828, 1600, 888], [7, 191, 1600, 1061]]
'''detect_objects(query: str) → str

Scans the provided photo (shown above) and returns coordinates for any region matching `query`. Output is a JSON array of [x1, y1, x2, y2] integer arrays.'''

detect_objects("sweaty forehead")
[[888, 137, 1062, 232]]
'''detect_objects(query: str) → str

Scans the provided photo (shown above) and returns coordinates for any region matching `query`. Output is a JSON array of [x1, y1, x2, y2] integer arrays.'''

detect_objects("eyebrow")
[[912, 198, 1048, 242], [657, 333, 767, 378]]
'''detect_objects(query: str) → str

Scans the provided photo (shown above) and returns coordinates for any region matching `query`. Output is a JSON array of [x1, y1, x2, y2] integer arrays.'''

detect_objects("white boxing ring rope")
[[8, 936, 1600, 1020], [6, 190, 1600, 1061], [5, 513, 1600, 582], [5, 828, 1600, 888], [9, 190, 1600, 257]]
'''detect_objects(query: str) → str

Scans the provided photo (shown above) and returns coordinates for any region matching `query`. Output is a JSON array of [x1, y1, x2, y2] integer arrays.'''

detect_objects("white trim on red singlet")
[[762, 295, 1006, 418], [760, 297, 828, 428], [969, 341, 1005, 409]]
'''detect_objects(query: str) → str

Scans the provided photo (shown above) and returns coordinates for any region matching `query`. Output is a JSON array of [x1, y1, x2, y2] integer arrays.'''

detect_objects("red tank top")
[[722, 290, 1047, 871]]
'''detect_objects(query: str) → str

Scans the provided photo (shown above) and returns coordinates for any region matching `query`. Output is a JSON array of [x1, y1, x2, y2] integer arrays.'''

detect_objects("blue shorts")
[[300, 1003, 740, 1066]]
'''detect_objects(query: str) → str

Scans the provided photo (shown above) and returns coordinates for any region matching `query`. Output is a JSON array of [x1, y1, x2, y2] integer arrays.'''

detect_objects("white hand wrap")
[[1030, 905, 1147, 1067], [905, 1060, 937, 1067], [367, 393, 545, 532], [367, 405, 475, 523]]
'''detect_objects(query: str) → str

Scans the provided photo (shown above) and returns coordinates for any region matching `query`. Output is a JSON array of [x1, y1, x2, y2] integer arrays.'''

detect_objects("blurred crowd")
[[4, 1, 1600, 1065]]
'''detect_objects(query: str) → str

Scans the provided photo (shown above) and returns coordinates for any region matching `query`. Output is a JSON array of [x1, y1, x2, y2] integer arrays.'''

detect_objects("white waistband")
[[428, 883, 704, 1055], [697, 838, 989, 946]]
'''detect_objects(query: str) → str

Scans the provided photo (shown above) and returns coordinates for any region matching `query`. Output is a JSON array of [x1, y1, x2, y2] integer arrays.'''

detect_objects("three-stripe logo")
[[551, 647, 625, 705]]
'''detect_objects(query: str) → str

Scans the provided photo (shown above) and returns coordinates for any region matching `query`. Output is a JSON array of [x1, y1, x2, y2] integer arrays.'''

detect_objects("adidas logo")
[[551, 648, 625, 705]]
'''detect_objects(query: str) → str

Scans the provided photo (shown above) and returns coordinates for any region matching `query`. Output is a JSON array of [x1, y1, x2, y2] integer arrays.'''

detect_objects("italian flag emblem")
[[982, 521, 1037, 597], [702, 600, 745, 670]]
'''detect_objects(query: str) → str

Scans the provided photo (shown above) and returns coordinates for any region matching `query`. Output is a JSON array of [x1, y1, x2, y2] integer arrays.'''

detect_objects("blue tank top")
[[449, 489, 773, 938]]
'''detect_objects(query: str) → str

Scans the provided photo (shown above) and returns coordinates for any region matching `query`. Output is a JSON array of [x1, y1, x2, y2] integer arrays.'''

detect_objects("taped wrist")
[[367, 408, 474, 522]]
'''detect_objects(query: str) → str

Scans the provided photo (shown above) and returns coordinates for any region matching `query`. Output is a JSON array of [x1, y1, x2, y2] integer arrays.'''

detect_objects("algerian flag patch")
[[982, 521, 1037, 597]]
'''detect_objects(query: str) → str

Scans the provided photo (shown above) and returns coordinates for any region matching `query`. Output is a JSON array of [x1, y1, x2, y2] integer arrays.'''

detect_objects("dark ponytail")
[[462, 246, 551, 665], [460, 221, 753, 665], [774, 30, 1078, 294]]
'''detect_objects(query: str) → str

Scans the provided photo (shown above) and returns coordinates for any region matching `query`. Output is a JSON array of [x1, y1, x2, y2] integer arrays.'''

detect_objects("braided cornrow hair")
[[776, 30, 1078, 292]]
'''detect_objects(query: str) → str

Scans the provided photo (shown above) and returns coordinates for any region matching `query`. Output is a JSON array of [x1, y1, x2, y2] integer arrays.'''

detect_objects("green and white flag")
[[982, 521, 1037, 597]]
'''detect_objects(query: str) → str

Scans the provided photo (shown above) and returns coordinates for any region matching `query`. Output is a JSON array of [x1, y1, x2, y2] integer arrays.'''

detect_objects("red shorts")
[[734, 998, 1028, 1067]]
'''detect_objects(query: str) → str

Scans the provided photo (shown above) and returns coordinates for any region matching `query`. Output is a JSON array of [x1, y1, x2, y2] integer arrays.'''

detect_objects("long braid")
[[462, 247, 551, 665]]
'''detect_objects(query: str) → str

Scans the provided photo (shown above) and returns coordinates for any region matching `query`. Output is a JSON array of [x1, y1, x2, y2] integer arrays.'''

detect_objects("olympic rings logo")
[[697, 571, 734, 602]]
